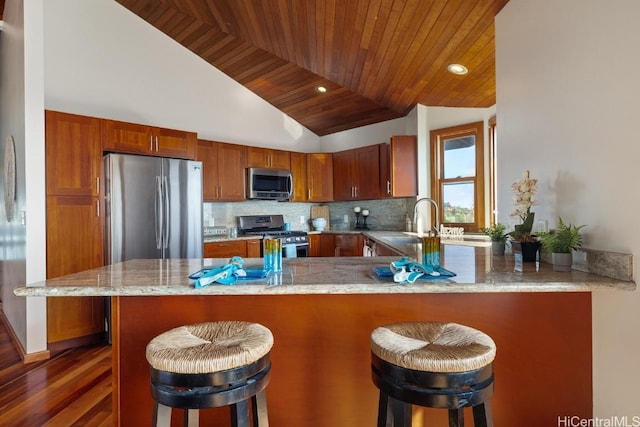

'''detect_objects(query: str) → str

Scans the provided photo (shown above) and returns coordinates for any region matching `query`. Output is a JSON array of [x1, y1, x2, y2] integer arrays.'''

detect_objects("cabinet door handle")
[[150, 135, 153, 151], [96, 177, 100, 195], [307, 188, 311, 200], [387, 180, 391, 194], [96, 200, 100, 217], [155, 136, 159, 152], [354, 186, 358, 198]]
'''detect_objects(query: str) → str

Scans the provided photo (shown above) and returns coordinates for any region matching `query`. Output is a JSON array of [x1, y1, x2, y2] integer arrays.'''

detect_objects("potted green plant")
[[508, 170, 541, 262], [482, 223, 508, 255], [539, 218, 586, 271]]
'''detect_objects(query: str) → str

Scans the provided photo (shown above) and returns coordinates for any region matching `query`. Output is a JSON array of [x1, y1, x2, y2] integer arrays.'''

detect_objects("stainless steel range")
[[238, 214, 309, 257]]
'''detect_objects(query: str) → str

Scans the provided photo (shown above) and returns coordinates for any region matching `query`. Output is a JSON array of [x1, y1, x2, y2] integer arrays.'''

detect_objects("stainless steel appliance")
[[246, 168, 293, 200], [104, 153, 203, 264], [238, 214, 309, 257]]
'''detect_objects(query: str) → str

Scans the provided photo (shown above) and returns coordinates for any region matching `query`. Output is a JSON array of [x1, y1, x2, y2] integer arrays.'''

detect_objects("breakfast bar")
[[15, 245, 635, 426]]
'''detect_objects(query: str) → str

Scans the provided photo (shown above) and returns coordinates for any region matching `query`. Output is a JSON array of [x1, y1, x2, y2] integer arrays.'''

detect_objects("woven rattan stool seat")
[[146, 321, 274, 427], [146, 321, 273, 374], [371, 321, 496, 373], [371, 321, 496, 426]]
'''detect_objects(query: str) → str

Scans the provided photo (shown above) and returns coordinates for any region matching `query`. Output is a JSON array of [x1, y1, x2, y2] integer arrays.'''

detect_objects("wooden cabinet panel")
[[290, 152, 307, 202], [46, 195, 104, 344], [102, 119, 152, 155], [204, 241, 248, 258], [47, 297, 104, 344], [45, 111, 102, 197], [380, 135, 417, 198], [246, 239, 262, 258], [311, 234, 363, 257], [353, 145, 380, 199], [308, 234, 321, 257], [103, 119, 196, 159], [196, 140, 246, 201], [332, 146, 380, 200], [154, 127, 197, 159], [332, 150, 355, 201], [46, 196, 104, 278], [307, 153, 333, 202], [319, 234, 336, 257], [247, 147, 290, 170], [335, 234, 363, 257]]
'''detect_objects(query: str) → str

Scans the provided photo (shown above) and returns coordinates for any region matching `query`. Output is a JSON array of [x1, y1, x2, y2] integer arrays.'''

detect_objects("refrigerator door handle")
[[155, 176, 162, 249], [163, 175, 170, 249]]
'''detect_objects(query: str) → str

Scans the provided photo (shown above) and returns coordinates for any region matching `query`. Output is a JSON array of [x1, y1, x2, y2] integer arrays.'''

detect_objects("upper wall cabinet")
[[307, 153, 333, 202], [102, 119, 196, 160], [196, 140, 247, 201], [379, 135, 418, 198], [290, 152, 333, 202], [45, 110, 102, 197], [247, 146, 291, 170], [332, 145, 381, 201]]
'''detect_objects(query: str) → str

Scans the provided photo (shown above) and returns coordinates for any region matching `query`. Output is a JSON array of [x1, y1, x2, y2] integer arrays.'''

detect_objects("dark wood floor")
[[0, 319, 113, 426]]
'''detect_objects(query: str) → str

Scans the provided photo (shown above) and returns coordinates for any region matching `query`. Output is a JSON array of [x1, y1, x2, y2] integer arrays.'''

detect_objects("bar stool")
[[370, 321, 496, 427], [146, 321, 273, 427]]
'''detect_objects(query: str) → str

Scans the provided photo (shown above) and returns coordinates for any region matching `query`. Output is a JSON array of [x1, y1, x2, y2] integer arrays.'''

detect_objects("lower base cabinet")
[[309, 233, 363, 257], [204, 239, 261, 258]]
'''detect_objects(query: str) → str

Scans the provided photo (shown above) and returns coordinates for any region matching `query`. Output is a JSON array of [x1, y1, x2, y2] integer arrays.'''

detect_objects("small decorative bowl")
[[312, 217, 327, 231]]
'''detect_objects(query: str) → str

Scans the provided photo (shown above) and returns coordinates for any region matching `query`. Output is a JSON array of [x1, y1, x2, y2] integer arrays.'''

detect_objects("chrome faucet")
[[413, 197, 439, 236]]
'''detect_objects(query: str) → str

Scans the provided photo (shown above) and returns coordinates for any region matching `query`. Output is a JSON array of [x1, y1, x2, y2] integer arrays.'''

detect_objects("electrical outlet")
[[300, 215, 305, 224]]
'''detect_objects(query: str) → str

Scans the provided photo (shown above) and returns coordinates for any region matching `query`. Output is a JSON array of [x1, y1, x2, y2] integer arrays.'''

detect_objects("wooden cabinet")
[[102, 119, 196, 159], [247, 146, 290, 170], [333, 145, 380, 200], [308, 234, 337, 257], [308, 234, 336, 257], [204, 241, 248, 258], [197, 140, 247, 201], [334, 234, 364, 257], [290, 152, 333, 202], [45, 110, 105, 348], [46, 196, 105, 345], [379, 135, 417, 198], [45, 111, 102, 197], [246, 239, 262, 257], [309, 234, 362, 257], [290, 152, 307, 202], [319, 234, 336, 257], [307, 153, 333, 202]]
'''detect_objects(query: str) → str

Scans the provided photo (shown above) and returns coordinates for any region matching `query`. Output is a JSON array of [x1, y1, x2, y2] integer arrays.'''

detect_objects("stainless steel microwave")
[[246, 167, 293, 200]]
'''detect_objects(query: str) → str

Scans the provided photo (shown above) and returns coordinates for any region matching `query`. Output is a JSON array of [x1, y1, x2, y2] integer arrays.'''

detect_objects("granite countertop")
[[14, 244, 635, 297]]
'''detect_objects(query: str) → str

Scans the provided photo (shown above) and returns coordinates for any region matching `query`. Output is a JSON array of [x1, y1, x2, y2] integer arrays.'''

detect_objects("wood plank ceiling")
[[121, 1, 509, 136]]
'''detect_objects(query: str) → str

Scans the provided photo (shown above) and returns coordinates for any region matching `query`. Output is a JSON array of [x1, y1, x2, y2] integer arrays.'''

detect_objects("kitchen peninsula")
[[15, 247, 635, 426]]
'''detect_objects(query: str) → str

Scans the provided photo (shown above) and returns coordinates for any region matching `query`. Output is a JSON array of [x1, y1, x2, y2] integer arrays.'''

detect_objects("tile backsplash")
[[204, 198, 415, 232]]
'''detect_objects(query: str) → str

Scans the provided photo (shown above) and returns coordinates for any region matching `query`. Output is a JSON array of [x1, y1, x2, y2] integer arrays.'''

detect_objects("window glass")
[[442, 182, 475, 224], [443, 136, 475, 179]]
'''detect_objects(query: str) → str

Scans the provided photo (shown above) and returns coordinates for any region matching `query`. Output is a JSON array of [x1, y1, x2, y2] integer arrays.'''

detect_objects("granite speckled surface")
[[15, 241, 635, 297]]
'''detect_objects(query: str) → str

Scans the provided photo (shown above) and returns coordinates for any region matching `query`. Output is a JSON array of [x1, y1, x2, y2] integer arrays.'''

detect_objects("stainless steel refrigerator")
[[104, 153, 203, 264]]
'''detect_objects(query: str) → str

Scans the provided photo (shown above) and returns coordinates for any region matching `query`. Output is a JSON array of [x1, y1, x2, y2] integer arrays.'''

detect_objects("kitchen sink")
[[383, 235, 422, 245]]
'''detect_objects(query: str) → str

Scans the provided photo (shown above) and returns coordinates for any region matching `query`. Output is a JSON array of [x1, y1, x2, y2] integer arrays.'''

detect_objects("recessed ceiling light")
[[315, 85, 328, 93], [447, 64, 468, 75]]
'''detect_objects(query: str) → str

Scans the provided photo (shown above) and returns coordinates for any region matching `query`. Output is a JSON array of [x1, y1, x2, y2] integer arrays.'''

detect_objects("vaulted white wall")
[[43, 0, 320, 152], [496, 0, 640, 416]]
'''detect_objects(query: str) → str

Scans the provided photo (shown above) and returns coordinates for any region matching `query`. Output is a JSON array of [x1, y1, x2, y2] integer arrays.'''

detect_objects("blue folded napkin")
[[191, 256, 247, 288], [377, 257, 456, 284]]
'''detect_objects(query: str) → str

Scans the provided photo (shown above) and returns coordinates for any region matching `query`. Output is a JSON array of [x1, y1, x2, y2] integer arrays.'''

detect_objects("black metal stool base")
[[372, 353, 494, 427], [151, 354, 271, 427]]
